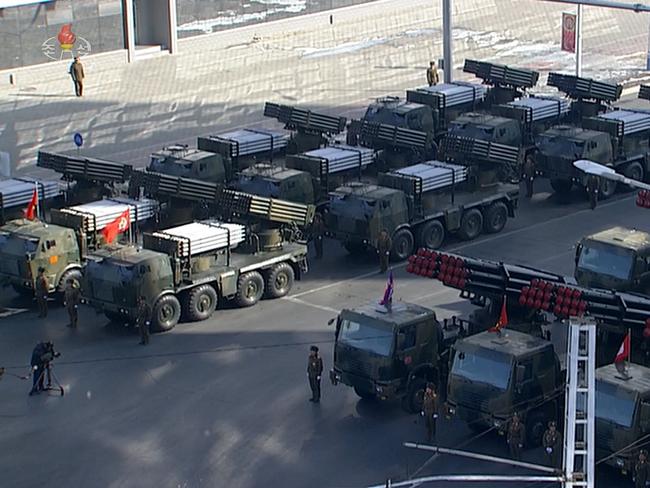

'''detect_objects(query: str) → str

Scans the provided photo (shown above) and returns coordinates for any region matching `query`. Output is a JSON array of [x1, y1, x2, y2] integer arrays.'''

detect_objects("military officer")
[[506, 412, 525, 460], [307, 345, 323, 403], [311, 213, 325, 259], [421, 383, 439, 442], [634, 450, 650, 488], [136, 296, 152, 345], [426, 61, 439, 86], [63, 278, 81, 328], [377, 230, 392, 273], [586, 174, 600, 210], [35, 267, 49, 318], [522, 156, 536, 198], [543, 420, 562, 469]]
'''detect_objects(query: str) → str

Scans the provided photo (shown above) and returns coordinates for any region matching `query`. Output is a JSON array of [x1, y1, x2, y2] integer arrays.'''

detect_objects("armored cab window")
[[200, 163, 206, 171], [381, 200, 391, 210], [46, 240, 56, 250], [498, 128, 506, 137], [400, 324, 417, 349]]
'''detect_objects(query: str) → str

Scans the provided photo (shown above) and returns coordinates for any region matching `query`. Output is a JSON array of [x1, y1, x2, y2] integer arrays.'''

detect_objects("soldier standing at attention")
[[311, 213, 325, 259], [522, 156, 536, 198], [543, 421, 562, 469], [426, 61, 439, 86], [307, 345, 323, 403], [421, 383, 439, 442], [377, 230, 392, 274], [634, 450, 650, 488], [35, 267, 49, 318], [136, 296, 152, 346], [586, 174, 600, 210], [64, 278, 81, 328], [506, 412, 525, 460]]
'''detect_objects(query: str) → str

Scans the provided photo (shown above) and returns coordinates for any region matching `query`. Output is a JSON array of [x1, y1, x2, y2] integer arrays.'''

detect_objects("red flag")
[[615, 332, 631, 364], [102, 208, 131, 244], [379, 270, 394, 307], [24, 188, 38, 220], [489, 296, 508, 333]]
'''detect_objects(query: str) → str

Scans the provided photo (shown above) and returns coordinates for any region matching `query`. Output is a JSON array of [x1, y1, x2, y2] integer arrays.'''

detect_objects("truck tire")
[[599, 177, 617, 199], [526, 410, 547, 447], [623, 162, 644, 189], [406, 378, 427, 413], [57, 268, 82, 292], [235, 271, 265, 307], [264, 263, 295, 299], [483, 202, 508, 234], [186, 284, 218, 322], [550, 178, 572, 194], [151, 295, 181, 332], [354, 386, 376, 400], [391, 228, 414, 261], [416, 220, 445, 249], [458, 209, 483, 241]]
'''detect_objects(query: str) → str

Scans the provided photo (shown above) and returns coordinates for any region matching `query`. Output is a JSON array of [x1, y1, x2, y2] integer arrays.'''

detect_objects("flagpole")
[[628, 327, 632, 371], [35, 182, 40, 220]]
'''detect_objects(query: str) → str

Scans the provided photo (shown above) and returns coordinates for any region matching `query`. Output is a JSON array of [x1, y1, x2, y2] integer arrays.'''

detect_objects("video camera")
[[39, 342, 61, 364]]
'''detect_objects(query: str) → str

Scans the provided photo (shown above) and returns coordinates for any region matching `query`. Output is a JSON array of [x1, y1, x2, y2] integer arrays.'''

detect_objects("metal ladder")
[[563, 318, 596, 488]]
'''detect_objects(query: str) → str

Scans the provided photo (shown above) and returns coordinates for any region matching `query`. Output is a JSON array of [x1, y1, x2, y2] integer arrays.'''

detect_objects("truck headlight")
[[493, 419, 503, 429], [448, 407, 455, 415], [376, 386, 384, 393], [616, 458, 625, 468]]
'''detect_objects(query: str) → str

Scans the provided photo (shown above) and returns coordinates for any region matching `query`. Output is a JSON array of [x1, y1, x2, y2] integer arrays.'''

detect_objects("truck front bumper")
[[446, 402, 508, 432], [84, 298, 135, 318], [330, 368, 401, 400]]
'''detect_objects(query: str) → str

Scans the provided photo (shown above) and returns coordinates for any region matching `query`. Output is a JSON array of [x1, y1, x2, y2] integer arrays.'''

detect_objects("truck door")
[[397, 324, 418, 377]]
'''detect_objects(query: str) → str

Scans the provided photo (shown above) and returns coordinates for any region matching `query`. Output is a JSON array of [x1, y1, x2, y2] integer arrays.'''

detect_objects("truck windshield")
[[86, 260, 135, 283], [0, 235, 39, 255], [538, 135, 585, 158], [237, 177, 280, 198], [577, 241, 634, 281], [451, 349, 512, 390], [596, 380, 636, 428], [329, 195, 376, 219], [338, 318, 393, 356], [449, 123, 495, 141]]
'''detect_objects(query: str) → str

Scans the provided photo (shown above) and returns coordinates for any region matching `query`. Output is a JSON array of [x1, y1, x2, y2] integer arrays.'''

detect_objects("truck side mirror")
[[397, 333, 406, 350], [515, 365, 526, 384], [327, 318, 335, 326], [574, 244, 582, 266], [640, 402, 650, 431]]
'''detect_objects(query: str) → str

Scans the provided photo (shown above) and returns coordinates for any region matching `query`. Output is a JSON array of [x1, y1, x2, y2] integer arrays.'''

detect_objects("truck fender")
[[407, 364, 439, 389], [153, 289, 178, 306], [392, 223, 412, 235], [56, 264, 83, 290]]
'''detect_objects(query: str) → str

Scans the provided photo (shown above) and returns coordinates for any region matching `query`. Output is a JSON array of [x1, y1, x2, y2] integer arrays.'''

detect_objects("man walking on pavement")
[[543, 421, 562, 469], [377, 229, 392, 273], [35, 267, 49, 318], [506, 412, 525, 460], [586, 174, 600, 210], [307, 345, 323, 403], [69, 56, 85, 97], [426, 61, 439, 86], [311, 212, 325, 259], [63, 278, 81, 328], [634, 449, 650, 488], [136, 296, 152, 345], [421, 383, 439, 442]]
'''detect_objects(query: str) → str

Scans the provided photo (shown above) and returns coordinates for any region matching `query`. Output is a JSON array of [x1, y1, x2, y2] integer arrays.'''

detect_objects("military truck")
[[596, 363, 650, 474], [82, 220, 308, 331], [329, 301, 465, 411], [233, 144, 375, 206], [326, 150, 520, 259], [0, 197, 158, 296], [148, 144, 232, 184], [446, 329, 565, 445]]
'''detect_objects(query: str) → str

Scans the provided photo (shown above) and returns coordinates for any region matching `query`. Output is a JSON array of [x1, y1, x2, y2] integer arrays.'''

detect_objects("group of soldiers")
[[31, 267, 153, 345]]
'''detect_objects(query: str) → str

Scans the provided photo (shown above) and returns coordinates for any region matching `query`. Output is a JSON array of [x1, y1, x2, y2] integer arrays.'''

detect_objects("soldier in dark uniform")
[[136, 296, 152, 345], [63, 278, 81, 328], [421, 383, 439, 442], [69, 56, 85, 97], [522, 156, 536, 198], [543, 421, 562, 469], [307, 345, 323, 403], [377, 230, 392, 274], [634, 450, 650, 488], [311, 213, 325, 259], [35, 267, 49, 318], [426, 61, 439, 86], [585, 174, 600, 210], [29, 342, 47, 395], [506, 412, 525, 460]]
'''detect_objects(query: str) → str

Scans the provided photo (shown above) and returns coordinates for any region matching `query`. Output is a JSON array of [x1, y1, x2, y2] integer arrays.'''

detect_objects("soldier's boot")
[[526, 179, 534, 199]]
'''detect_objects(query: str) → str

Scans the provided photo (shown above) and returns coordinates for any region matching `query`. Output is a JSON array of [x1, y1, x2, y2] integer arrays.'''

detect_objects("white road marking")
[[0, 308, 29, 319], [282, 296, 339, 313]]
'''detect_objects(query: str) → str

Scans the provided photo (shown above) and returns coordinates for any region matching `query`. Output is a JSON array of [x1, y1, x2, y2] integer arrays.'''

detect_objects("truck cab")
[[234, 164, 316, 204], [330, 301, 460, 412], [363, 97, 436, 135], [447, 329, 564, 445], [448, 113, 522, 147], [575, 227, 650, 293], [596, 363, 650, 474], [149, 145, 229, 183], [0, 219, 80, 294], [326, 182, 408, 253]]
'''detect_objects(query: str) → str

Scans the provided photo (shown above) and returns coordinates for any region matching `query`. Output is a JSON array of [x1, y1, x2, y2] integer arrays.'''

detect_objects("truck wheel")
[[483, 202, 508, 234], [264, 263, 295, 299], [550, 178, 572, 194], [599, 177, 617, 199], [354, 386, 376, 400], [407, 378, 427, 413], [151, 295, 181, 332], [57, 268, 82, 292], [417, 220, 445, 249], [186, 284, 218, 322], [623, 162, 644, 189], [235, 271, 265, 307], [458, 209, 483, 241], [391, 228, 414, 261], [526, 410, 547, 447]]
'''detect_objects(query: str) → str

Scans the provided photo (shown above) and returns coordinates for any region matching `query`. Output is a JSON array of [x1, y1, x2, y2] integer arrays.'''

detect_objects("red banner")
[[562, 12, 576, 53]]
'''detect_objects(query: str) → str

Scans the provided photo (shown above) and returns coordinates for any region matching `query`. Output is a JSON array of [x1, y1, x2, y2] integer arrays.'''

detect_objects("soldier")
[[522, 156, 535, 198], [585, 174, 600, 210], [426, 61, 439, 86], [63, 278, 81, 329], [542, 420, 562, 469], [136, 296, 152, 346], [506, 412, 525, 460], [69, 56, 85, 97], [634, 449, 650, 488], [307, 345, 323, 403], [377, 230, 392, 274], [35, 267, 49, 318], [421, 383, 439, 442], [311, 213, 325, 259]]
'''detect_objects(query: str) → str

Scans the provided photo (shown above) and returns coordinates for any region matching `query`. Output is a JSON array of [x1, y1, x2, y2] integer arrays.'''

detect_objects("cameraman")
[[29, 341, 60, 395]]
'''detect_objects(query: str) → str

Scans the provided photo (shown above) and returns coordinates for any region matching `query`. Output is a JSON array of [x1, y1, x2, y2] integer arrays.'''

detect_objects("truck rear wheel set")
[[185, 284, 218, 322]]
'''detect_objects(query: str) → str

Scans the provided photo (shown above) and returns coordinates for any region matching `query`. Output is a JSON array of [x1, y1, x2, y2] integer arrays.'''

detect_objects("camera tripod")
[[30, 362, 64, 397]]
